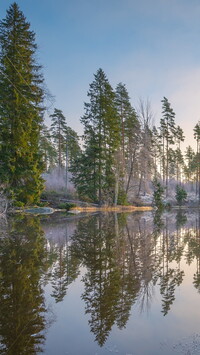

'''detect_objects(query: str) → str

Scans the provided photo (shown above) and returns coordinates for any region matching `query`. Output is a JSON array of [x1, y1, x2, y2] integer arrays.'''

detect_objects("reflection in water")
[[50, 240, 80, 303], [71, 211, 200, 345], [0, 216, 47, 354], [0, 211, 200, 352]]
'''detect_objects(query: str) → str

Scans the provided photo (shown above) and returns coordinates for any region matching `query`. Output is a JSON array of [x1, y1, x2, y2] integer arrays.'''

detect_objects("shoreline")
[[70, 206, 153, 213]]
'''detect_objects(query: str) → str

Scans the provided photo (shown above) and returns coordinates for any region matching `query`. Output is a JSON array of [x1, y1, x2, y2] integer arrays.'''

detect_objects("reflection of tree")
[[71, 211, 200, 344], [176, 210, 187, 228], [50, 239, 80, 303], [71, 214, 140, 346], [189, 212, 200, 292], [5, 211, 200, 351], [0, 216, 47, 354], [72, 215, 121, 346], [160, 268, 184, 316], [114, 219, 140, 329]]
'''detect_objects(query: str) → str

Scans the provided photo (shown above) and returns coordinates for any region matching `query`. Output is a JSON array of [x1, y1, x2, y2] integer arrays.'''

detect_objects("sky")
[[0, 0, 200, 150]]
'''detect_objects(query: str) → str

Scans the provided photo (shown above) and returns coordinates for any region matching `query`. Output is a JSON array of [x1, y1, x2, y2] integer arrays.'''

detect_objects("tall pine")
[[160, 97, 176, 196], [0, 3, 45, 204], [73, 69, 120, 204], [50, 108, 67, 170]]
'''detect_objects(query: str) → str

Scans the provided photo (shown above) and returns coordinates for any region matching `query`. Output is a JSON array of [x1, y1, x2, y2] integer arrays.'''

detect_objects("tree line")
[[0, 3, 199, 205]]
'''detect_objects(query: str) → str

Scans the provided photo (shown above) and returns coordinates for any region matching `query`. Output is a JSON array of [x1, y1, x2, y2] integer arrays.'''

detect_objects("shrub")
[[13, 201, 25, 208], [117, 189, 129, 205], [152, 178, 165, 210], [175, 185, 187, 206], [57, 202, 76, 211]]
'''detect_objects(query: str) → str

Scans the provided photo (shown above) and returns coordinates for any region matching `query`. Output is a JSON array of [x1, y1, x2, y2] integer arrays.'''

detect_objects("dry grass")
[[70, 205, 153, 213]]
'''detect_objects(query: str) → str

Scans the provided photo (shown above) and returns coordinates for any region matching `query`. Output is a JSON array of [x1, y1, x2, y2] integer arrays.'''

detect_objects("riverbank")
[[70, 205, 153, 213]]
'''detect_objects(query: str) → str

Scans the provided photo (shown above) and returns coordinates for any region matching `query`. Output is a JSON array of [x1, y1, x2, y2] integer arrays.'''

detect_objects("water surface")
[[1, 210, 200, 354]]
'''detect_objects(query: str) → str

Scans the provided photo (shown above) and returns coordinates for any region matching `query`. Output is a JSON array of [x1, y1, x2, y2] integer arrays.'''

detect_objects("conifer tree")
[[194, 122, 200, 200], [65, 126, 81, 167], [115, 83, 140, 201], [65, 126, 81, 190], [174, 125, 185, 183], [0, 3, 45, 203], [115, 83, 132, 159], [50, 108, 67, 170], [184, 146, 195, 184], [159, 97, 176, 196], [39, 124, 57, 171], [73, 69, 120, 204]]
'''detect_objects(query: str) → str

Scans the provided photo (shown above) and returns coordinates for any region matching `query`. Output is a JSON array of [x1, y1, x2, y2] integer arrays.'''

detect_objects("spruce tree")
[[0, 3, 45, 204], [73, 68, 120, 204]]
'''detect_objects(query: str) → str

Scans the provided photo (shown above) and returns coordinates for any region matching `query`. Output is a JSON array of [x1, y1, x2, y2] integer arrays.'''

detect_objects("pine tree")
[[115, 83, 132, 159], [159, 97, 176, 196], [124, 107, 140, 195], [73, 69, 120, 204], [39, 124, 57, 171], [184, 146, 195, 184], [174, 125, 185, 183], [194, 121, 200, 200], [137, 99, 154, 196], [152, 126, 162, 179], [65, 125, 81, 190], [115, 83, 140, 201], [0, 3, 45, 204], [50, 108, 67, 170], [65, 126, 81, 167]]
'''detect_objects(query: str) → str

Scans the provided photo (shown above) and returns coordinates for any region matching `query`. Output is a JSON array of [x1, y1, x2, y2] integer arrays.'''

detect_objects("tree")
[[174, 125, 185, 183], [175, 185, 187, 206], [193, 122, 200, 201], [151, 126, 162, 180], [137, 99, 154, 196], [39, 124, 57, 171], [0, 216, 48, 354], [159, 97, 176, 196], [0, 3, 45, 204], [115, 83, 140, 200], [72, 68, 120, 204], [152, 178, 165, 210], [65, 125, 81, 189], [124, 107, 140, 195], [115, 83, 132, 160], [50, 108, 67, 171]]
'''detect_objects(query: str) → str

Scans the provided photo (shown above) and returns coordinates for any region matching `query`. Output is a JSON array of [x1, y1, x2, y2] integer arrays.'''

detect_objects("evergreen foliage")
[[39, 124, 57, 170], [175, 185, 187, 206], [152, 178, 165, 210], [72, 68, 121, 204], [0, 5, 199, 206], [160, 97, 176, 195], [50, 108, 67, 169], [65, 125, 81, 167], [0, 3, 45, 204]]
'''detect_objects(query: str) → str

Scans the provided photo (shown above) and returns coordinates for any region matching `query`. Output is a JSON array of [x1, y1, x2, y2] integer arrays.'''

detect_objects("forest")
[[0, 3, 200, 207]]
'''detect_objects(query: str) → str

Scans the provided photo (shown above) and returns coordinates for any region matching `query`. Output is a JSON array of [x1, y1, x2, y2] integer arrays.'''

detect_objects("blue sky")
[[1, 0, 200, 149]]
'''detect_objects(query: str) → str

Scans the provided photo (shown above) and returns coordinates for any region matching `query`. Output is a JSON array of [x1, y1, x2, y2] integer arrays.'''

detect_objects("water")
[[0, 210, 200, 354]]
